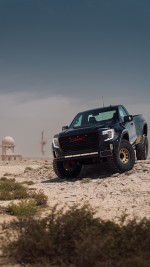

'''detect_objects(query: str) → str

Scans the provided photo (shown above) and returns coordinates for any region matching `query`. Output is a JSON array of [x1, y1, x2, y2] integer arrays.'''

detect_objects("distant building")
[[0, 136, 22, 161]]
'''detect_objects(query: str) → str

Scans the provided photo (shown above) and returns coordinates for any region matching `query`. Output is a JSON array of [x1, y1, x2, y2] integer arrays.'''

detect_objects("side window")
[[119, 107, 128, 122]]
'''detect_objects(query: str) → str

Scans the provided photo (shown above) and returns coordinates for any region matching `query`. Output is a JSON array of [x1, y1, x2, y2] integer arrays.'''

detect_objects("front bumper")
[[52, 141, 118, 161]]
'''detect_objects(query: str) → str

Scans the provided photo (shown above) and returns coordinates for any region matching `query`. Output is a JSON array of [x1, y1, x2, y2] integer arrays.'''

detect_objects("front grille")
[[59, 132, 99, 152]]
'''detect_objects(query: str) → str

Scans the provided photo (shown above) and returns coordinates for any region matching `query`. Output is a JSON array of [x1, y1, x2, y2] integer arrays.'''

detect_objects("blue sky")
[[0, 0, 150, 156]]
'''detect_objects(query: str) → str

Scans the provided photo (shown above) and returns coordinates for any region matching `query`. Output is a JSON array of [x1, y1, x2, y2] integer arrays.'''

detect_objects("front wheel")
[[109, 140, 135, 173], [53, 160, 82, 179]]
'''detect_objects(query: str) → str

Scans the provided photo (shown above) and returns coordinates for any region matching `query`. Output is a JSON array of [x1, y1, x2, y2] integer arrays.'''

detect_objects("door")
[[119, 106, 137, 144]]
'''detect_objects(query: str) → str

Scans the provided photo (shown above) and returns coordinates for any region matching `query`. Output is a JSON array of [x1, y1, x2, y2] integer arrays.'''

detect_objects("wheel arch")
[[121, 132, 129, 141]]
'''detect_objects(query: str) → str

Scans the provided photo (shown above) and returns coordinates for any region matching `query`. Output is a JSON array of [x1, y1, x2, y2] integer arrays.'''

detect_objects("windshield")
[[69, 108, 118, 129]]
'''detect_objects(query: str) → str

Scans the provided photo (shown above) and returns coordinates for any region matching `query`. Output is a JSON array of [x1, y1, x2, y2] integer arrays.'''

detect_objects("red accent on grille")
[[69, 136, 87, 143]]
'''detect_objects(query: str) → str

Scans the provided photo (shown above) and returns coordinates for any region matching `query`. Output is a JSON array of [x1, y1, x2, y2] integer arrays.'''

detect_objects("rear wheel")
[[109, 140, 135, 173], [136, 135, 148, 160], [53, 160, 82, 179]]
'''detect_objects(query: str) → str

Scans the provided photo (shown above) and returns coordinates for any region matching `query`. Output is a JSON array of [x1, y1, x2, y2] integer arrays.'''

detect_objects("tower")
[[41, 131, 47, 155]]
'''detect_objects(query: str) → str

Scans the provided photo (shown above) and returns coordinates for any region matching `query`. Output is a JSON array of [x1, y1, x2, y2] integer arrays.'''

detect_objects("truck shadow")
[[42, 163, 114, 184]]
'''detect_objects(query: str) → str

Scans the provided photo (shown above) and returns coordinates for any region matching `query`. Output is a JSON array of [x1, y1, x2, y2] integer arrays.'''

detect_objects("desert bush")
[[0, 177, 15, 182], [31, 190, 48, 206], [22, 180, 35, 185], [2, 204, 150, 267], [0, 177, 9, 181], [0, 178, 29, 200], [3, 172, 12, 176], [7, 199, 38, 217], [24, 166, 34, 172]]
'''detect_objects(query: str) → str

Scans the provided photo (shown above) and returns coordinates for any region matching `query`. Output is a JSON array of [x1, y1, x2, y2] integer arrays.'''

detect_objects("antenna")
[[102, 96, 105, 107], [41, 131, 47, 155]]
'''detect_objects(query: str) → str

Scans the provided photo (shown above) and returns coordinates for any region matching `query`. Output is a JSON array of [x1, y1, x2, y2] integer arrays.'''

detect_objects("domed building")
[[1, 136, 22, 161], [2, 136, 15, 148]]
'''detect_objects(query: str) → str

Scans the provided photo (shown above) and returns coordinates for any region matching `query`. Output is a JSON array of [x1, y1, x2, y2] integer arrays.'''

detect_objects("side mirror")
[[124, 115, 133, 123], [62, 125, 68, 131]]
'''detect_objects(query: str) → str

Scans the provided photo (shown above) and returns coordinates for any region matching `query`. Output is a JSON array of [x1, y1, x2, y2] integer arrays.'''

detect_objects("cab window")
[[119, 107, 128, 122], [72, 114, 83, 128]]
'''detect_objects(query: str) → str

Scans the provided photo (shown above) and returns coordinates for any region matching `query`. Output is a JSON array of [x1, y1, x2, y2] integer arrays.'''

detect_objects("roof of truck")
[[79, 105, 123, 114]]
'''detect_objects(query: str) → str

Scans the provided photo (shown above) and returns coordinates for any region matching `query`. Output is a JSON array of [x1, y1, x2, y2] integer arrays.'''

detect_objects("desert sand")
[[0, 158, 150, 265], [0, 158, 150, 223]]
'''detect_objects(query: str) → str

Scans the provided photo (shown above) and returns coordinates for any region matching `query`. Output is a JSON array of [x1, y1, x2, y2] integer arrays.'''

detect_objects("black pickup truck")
[[52, 105, 148, 178]]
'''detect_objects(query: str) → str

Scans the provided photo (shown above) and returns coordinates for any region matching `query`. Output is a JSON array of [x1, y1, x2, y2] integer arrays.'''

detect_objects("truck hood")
[[58, 125, 109, 138]]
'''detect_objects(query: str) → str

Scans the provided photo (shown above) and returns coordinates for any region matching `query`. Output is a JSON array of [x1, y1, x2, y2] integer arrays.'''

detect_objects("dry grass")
[[30, 190, 48, 206], [7, 199, 38, 217], [2, 204, 150, 267], [0, 178, 29, 200]]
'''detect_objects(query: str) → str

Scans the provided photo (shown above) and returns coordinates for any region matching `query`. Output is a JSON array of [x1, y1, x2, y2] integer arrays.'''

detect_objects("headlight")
[[52, 137, 59, 148], [102, 129, 115, 141]]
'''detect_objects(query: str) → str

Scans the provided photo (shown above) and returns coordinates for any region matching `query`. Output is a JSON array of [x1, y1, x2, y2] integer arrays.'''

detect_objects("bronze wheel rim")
[[119, 148, 130, 164]]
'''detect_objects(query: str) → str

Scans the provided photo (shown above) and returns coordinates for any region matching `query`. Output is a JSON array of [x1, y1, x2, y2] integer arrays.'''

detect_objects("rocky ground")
[[0, 158, 150, 223]]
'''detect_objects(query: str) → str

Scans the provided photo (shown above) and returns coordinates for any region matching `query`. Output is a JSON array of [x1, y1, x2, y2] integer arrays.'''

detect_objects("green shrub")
[[0, 177, 8, 181], [7, 199, 38, 217], [24, 166, 34, 172], [3, 173, 12, 176], [31, 190, 48, 206], [22, 180, 35, 185], [0, 177, 14, 181], [0, 178, 29, 200], [2, 204, 150, 267]]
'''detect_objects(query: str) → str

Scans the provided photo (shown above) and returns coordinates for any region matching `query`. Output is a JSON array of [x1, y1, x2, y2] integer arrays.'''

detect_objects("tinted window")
[[69, 108, 118, 128], [119, 107, 128, 122]]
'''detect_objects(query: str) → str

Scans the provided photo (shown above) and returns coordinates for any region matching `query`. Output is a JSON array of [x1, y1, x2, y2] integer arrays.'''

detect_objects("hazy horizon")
[[0, 0, 150, 157]]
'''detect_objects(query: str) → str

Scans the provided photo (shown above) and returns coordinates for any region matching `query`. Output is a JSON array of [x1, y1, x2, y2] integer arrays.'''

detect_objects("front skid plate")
[[64, 151, 98, 158]]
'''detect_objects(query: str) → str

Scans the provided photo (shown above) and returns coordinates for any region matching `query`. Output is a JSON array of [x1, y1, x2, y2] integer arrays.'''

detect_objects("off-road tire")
[[136, 135, 148, 160], [108, 140, 135, 173], [53, 160, 82, 179]]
